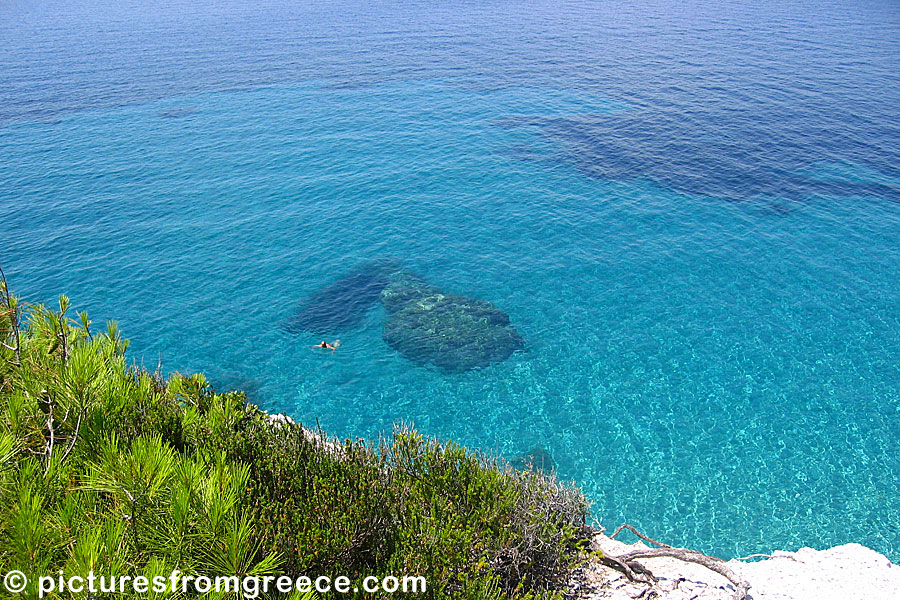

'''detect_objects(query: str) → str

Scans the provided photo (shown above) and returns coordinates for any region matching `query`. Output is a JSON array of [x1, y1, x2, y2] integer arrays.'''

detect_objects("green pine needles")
[[0, 278, 590, 599]]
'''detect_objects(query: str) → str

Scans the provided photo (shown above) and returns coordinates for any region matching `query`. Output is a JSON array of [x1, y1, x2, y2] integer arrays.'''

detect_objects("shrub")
[[0, 279, 590, 599]]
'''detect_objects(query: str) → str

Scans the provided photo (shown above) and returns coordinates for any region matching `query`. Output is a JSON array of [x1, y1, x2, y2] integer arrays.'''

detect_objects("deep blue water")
[[3, 0, 900, 560]]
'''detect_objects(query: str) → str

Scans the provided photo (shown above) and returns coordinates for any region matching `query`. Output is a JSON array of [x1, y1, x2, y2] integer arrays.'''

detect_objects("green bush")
[[0, 276, 590, 599]]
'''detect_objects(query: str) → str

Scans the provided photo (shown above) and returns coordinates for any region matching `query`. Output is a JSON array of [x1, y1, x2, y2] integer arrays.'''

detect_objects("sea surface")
[[3, 0, 900, 560]]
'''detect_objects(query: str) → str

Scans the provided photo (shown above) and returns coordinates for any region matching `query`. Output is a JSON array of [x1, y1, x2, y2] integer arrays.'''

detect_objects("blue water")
[[3, 0, 900, 560]]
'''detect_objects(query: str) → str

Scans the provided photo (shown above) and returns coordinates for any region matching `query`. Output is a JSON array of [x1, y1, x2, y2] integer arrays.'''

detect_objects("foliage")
[[0, 280, 590, 599]]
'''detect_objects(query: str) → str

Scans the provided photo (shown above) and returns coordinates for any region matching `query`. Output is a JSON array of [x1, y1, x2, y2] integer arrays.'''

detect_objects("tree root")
[[600, 524, 751, 600]]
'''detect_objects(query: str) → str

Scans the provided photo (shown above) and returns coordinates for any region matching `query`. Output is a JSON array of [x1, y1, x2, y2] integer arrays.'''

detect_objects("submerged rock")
[[379, 272, 437, 314], [380, 273, 524, 372], [284, 258, 401, 334], [511, 446, 556, 474]]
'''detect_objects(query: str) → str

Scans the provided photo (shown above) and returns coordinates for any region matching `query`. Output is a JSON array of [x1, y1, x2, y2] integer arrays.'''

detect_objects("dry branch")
[[602, 525, 751, 600], [0, 265, 21, 365], [610, 523, 672, 548]]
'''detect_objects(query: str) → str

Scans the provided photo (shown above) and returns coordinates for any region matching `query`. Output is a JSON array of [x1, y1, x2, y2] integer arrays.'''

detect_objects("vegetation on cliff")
[[0, 272, 589, 599]]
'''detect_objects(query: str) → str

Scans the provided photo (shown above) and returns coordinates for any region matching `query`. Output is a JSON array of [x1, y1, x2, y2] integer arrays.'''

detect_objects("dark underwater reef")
[[380, 272, 524, 373], [496, 111, 900, 206], [283, 258, 401, 335], [285, 260, 524, 372]]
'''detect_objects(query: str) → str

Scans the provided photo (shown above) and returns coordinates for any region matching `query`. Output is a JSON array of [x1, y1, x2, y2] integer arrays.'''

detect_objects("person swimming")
[[313, 340, 340, 353]]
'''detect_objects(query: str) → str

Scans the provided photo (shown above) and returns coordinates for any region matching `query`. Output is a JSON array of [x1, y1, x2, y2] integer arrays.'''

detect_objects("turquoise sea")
[[2, 0, 900, 559]]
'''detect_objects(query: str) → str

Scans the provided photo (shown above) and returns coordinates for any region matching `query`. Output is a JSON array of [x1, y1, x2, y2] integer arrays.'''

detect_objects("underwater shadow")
[[283, 258, 402, 335]]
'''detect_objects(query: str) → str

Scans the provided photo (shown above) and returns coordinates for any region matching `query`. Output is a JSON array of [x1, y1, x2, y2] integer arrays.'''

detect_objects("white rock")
[[730, 543, 900, 600], [263, 411, 343, 455], [572, 535, 900, 600], [265, 413, 296, 427]]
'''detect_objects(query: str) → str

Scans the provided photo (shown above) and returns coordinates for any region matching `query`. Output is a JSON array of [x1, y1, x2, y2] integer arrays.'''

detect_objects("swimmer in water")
[[313, 340, 340, 353]]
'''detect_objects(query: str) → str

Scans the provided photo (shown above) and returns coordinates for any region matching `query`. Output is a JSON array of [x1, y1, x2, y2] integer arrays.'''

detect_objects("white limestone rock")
[[730, 543, 900, 600], [571, 534, 900, 600], [265, 413, 296, 428]]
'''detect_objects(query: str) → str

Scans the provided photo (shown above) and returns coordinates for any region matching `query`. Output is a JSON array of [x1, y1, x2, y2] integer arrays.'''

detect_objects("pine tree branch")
[[60, 410, 84, 464]]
